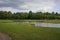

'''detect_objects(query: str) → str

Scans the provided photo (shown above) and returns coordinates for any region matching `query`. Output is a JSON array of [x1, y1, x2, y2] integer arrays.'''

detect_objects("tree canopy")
[[0, 11, 60, 19]]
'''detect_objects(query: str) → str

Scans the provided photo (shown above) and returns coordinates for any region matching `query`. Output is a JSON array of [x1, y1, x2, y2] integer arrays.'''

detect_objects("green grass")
[[18, 20, 60, 23], [0, 19, 60, 23], [0, 20, 60, 40]]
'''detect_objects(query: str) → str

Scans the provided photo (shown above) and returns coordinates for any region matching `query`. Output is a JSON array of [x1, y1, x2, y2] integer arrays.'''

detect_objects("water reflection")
[[30, 22, 60, 28]]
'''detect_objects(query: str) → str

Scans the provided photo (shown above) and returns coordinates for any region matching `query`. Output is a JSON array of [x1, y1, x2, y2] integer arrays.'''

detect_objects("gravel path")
[[0, 32, 11, 40]]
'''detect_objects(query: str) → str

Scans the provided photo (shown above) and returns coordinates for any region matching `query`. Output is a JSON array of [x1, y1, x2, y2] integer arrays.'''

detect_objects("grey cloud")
[[0, 0, 26, 10], [0, 0, 60, 11]]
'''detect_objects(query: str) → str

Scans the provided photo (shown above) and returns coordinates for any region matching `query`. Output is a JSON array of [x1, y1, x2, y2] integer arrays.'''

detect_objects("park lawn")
[[0, 20, 60, 40]]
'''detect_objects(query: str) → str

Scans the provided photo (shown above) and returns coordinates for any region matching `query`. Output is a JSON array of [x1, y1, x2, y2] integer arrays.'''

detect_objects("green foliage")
[[28, 11, 32, 19], [0, 11, 60, 19]]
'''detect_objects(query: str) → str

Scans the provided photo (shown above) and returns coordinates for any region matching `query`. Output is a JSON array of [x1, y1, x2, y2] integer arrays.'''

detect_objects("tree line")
[[0, 11, 60, 19]]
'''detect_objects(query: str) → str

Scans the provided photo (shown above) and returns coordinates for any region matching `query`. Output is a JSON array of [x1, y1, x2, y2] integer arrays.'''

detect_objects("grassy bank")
[[0, 19, 60, 23], [15, 20, 60, 23], [0, 20, 60, 40]]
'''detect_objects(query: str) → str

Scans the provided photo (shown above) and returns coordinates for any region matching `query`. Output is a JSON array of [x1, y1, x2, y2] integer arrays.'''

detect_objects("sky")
[[0, 0, 60, 12]]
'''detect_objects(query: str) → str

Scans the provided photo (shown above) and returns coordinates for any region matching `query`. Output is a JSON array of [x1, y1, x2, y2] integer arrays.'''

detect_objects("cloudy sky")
[[0, 0, 60, 12]]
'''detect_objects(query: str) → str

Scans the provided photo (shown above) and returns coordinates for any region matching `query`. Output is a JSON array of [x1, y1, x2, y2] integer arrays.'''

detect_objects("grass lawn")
[[0, 20, 60, 40]]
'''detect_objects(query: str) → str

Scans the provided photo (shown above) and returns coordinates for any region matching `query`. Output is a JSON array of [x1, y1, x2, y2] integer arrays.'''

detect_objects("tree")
[[28, 11, 32, 19], [52, 12, 55, 15], [55, 12, 58, 15]]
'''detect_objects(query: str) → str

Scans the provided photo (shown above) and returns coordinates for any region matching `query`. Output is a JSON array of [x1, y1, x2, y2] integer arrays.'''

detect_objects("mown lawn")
[[0, 20, 60, 40]]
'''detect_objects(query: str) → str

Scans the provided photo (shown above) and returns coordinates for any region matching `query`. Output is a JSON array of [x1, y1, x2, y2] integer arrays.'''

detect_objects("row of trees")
[[0, 11, 60, 19]]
